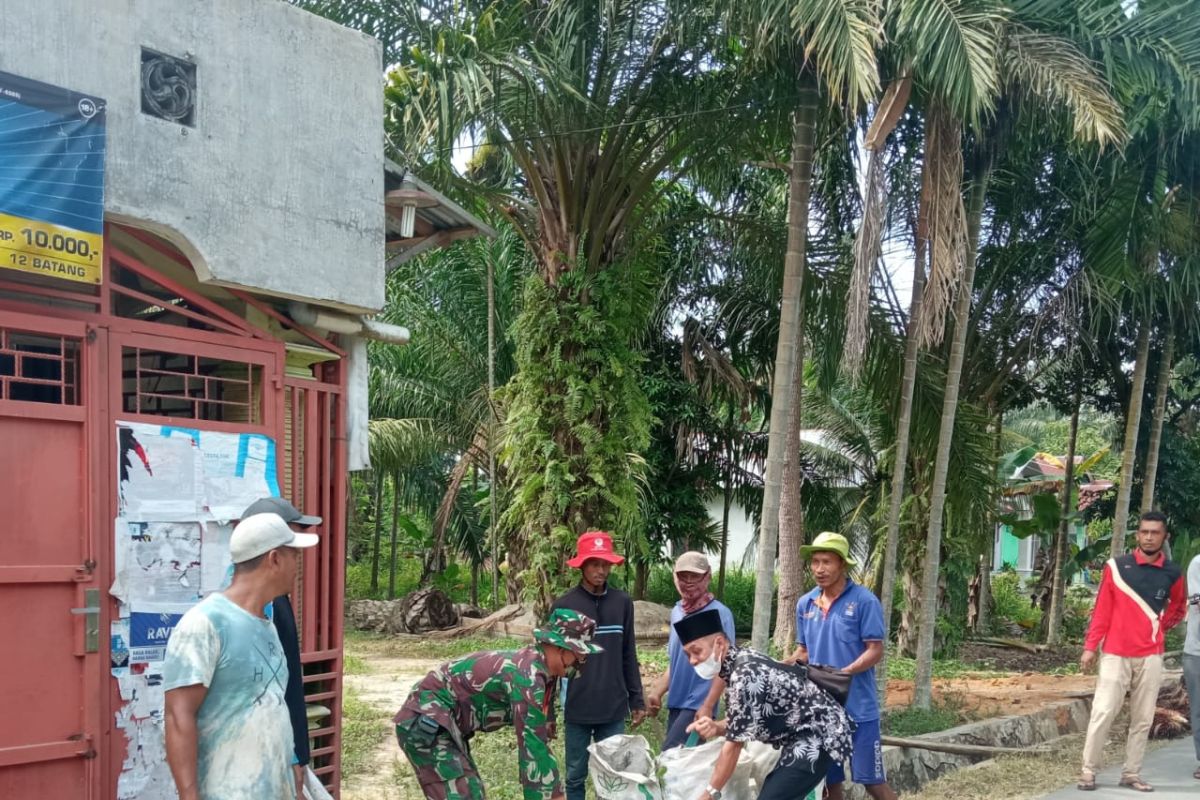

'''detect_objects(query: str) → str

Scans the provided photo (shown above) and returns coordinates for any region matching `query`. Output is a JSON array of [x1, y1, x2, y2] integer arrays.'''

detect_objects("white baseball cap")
[[230, 512, 319, 564]]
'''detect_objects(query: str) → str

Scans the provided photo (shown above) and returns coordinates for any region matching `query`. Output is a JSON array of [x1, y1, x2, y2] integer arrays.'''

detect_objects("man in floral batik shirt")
[[680, 609, 853, 800], [394, 609, 602, 800]]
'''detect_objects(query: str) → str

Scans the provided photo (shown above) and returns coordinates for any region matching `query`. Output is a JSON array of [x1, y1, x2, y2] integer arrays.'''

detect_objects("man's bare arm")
[[165, 684, 208, 800], [840, 640, 884, 674]]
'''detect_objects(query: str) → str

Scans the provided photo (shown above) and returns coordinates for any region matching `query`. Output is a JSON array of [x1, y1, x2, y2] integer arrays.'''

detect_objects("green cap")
[[798, 531, 857, 567], [534, 608, 604, 656]]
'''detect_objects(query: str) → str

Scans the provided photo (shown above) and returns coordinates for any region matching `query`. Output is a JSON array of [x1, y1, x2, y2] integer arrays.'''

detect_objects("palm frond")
[[891, 0, 1005, 121], [1003, 24, 1126, 149]]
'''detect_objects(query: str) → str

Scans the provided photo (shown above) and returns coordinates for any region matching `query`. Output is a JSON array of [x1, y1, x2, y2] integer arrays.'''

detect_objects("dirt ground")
[[342, 658, 435, 800], [884, 672, 1095, 717], [338, 639, 1098, 800]]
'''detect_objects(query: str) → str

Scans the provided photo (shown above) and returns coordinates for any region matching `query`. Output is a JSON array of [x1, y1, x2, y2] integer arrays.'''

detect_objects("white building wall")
[[0, 0, 386, 312]]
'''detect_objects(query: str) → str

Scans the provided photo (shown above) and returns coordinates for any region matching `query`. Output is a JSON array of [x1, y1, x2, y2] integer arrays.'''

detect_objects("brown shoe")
[[1118, 777, 1154, 792]]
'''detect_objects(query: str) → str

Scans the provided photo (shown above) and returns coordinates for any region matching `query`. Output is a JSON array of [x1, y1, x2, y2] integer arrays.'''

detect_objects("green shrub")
[[1062, 585, 1095, 643], [988, 570, 1041, 635]]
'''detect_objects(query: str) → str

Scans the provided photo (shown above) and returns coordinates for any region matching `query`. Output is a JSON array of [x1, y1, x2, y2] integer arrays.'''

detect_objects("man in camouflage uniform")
[[394, 609, 603, 800]]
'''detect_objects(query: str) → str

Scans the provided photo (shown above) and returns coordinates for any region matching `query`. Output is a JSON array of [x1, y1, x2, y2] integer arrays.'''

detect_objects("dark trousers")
[[1184, 653, 1200, 761], [758, 753, 832, 800], [565, 719, 627, 800], [663, 708, 699, 750]]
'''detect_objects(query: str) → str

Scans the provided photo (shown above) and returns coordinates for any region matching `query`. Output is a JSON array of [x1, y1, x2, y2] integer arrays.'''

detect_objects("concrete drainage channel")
[[845, 697, 1094, 799]]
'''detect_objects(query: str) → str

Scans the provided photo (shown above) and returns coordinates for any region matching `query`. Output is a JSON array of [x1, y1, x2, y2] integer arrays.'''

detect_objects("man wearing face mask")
[[680, 609, 854, 800], [647, 552, 736, 749], [394, 608, 602, 800], [551, 531, 646, 800]]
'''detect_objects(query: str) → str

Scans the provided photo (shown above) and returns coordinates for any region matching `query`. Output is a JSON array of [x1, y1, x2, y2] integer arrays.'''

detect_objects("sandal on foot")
[[1119, 778, 1154, 792], [1193, 767, 1200, 780], [1077, 776, 1097, 792]]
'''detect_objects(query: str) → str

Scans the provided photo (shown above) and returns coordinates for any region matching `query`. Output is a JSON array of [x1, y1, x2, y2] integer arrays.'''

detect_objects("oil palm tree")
[[367, 225, 527, 587], [307, 0, 766, 608]]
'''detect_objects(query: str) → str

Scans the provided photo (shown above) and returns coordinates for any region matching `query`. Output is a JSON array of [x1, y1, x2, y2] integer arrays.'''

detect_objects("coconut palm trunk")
[[875, 200, 929, 697], [752, 77, 819, 651], [774, 298, 809, 652], [913, 145, 993, 710], [1047, 385, 1081, 645], [1140, 332, 1174, 515], [977, 410, 1002, 635], [1111, 321, 1152, 557]]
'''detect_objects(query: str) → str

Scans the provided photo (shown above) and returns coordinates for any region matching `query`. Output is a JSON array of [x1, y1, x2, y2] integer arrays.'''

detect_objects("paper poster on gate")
[[116, 422, 279, 522], [128, 603, 190, 666], [118, 423, 204, 520]]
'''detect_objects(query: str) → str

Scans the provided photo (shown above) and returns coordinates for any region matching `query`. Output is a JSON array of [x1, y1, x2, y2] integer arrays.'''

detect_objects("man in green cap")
[[787, 532, 896, 800], [394, 608, 603, 800]]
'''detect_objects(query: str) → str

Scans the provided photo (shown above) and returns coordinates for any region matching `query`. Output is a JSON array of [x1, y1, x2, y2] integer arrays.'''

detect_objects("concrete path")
[[1040, 739, 1198, 799]]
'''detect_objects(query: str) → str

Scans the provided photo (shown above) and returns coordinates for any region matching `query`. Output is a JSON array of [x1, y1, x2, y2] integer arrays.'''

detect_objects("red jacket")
[[1084, 549, 1185, 657]]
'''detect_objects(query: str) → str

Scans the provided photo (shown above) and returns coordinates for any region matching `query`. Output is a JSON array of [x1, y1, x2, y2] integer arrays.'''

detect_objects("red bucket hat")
[[566, 531, 625, 568]]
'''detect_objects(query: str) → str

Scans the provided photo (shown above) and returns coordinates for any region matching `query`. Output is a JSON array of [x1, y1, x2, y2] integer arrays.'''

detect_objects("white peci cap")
[[229, 512, 319, 564]]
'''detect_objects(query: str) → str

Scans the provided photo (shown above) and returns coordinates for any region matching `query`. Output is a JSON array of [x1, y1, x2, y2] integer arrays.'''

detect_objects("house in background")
[[993, 453, 1114, 581], [0, 2, 489, 797]]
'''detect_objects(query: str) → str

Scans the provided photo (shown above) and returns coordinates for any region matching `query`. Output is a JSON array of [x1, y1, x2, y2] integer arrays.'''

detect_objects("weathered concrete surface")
[[1039, 738, 1198, 798], [846, 698, 1094, 799], [0, 0, 385, 312]]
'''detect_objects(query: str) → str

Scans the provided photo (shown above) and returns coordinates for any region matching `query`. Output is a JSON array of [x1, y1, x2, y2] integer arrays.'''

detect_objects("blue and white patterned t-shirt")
[[163, 592, 295, 799]]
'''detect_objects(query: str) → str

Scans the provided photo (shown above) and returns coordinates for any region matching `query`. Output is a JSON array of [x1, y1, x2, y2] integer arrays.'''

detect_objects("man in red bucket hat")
[[552, 531, 646, 800]]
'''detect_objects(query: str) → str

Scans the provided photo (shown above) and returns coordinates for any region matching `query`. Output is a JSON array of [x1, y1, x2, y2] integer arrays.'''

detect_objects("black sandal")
[[1077, 775, 1097, 791]]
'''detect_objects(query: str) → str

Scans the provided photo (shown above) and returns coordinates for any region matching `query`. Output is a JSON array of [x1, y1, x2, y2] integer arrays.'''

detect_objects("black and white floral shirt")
[[719, 645, 854, 767]]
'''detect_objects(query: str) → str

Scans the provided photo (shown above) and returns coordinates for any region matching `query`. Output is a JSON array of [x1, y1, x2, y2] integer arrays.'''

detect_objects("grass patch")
[[341, 686, 392, 781], [886, 654, 1008, 681], [343, 652, 371, 675], [882, 694, 977, 737]]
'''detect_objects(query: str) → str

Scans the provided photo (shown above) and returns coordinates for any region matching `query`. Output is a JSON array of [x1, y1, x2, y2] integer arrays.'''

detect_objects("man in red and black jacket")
[[551, 531, 646, 800], [1077, 511, 1186, 793]]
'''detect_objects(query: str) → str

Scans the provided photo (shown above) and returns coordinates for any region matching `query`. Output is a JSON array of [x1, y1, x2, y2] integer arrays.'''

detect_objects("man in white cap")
[[240, 497, 323, 795], [646, 551, 736, 749], [164, 512, 318, 800]]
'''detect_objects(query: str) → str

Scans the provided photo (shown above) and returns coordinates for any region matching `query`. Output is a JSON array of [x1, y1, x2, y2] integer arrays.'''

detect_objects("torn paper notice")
[[118, 422, 203, 520], [128, 603, 190, 666], [203, 432, 280, 521], [115, 707, 175, 800], [200, 521, 234, 596], [124, 521, 203, 605]]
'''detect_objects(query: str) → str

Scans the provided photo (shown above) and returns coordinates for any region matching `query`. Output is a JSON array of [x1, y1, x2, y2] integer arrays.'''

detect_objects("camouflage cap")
[[534, 608, 604, 656]]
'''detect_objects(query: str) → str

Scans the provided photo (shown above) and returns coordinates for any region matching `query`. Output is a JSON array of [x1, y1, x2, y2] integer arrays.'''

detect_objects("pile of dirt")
[[957, 641, 1083, 673], [885, 673, 1096, 717]]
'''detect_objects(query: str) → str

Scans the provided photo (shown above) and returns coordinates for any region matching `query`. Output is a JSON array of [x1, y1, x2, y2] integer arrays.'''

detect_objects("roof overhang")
[[384, 160, 496, 270]]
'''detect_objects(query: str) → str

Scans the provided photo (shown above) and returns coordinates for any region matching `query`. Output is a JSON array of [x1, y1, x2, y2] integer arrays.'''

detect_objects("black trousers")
[[758, 752, 832, 800]]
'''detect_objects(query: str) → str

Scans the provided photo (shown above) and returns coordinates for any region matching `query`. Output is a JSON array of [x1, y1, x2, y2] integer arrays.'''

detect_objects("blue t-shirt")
[[163, 593, 295, 800], [667, 599, 736, 710], [795, 580, 885, 723]]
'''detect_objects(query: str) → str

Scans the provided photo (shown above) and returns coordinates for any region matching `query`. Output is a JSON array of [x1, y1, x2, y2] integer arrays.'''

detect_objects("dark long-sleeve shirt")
[[272, 594, 310, 766], [552, 584, 644, 724], [1084, 550, 1185, 657]]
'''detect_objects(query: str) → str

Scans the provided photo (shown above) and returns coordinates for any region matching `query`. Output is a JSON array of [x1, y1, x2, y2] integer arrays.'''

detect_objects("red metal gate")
[[0, 224, 350, 797], [0, 310, 105, 799]]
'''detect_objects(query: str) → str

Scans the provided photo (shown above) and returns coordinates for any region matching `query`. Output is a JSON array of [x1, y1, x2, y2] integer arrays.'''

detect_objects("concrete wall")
[[0, 0, 385, 313]]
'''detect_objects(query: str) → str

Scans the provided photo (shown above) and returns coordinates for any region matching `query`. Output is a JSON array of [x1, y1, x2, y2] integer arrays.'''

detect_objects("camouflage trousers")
[[396, 716, 486, 800]]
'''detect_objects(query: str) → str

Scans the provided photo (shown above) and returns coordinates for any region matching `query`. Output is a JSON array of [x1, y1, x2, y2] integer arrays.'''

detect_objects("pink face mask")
[[674, 572, 714, 614]]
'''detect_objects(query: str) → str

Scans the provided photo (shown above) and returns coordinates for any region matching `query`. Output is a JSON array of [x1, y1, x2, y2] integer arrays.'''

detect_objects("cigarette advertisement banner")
[[0, 70, 106, 284]]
